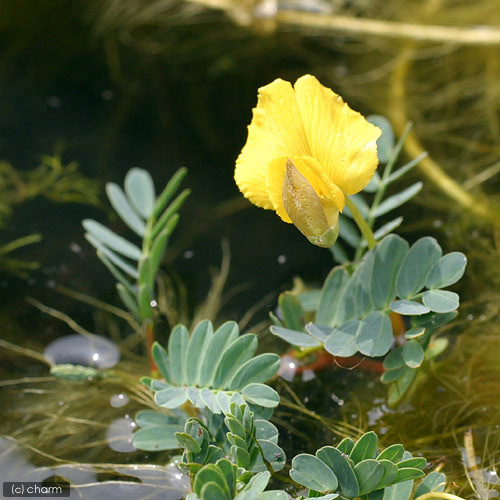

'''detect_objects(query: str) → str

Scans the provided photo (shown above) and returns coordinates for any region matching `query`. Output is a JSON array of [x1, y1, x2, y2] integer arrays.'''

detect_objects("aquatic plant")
[[0, 150, 99, 276], [173, 402, 460, 500], [4, 0, 500, 493], [66, 75, 471, 497], [132, 319, 280, 452], [272, 232, 466, 406], [0, 233, 41, 278], [82, 166, 190, 366], [0, 151, 100, 228]]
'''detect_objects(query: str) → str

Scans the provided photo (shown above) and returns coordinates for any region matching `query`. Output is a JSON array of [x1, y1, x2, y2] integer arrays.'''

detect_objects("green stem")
[[293, 345, 323, 359], [345, 197, 377, 250], [367, 122, 413, 228]]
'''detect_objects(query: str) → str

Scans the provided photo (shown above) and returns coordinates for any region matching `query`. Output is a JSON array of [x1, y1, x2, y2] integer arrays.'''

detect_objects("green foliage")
[[271, 234, 466, 403], [132, 409, 185, 451], [144, 320, 280, 415], [186, 469, 288, 500], [176, 402, 285, 475], [224, 402, 285, 472], [290, 433, 428, 499], [74, 127, 464, 499], [83, 167, 190, 321], [135, 320, 449, 500], [178, 419, 447, 500], [133, 320, 280, 453]]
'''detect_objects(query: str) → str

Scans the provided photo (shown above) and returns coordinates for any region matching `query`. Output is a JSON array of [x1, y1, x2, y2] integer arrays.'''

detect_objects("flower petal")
[[234, 78, 310, 209], [294, 75, 381, 195]]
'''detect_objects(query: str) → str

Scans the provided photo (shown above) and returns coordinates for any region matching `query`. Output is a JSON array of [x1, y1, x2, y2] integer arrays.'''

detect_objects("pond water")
[[1, 2, 500, 499]]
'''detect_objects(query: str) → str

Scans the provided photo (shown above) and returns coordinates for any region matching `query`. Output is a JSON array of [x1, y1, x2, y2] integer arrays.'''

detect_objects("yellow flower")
[[234, 74, 381, 247]]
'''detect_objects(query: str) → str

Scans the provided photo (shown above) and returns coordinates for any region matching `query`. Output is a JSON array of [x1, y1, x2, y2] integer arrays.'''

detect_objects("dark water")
[[0, 0, 349, 330]]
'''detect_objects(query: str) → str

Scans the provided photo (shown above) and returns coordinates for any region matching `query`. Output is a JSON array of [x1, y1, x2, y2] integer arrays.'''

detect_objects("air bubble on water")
[[110, 393, 130, 408], [330, 393, 344, 406], [278, 355, 297, 381], [106, 417, 137, 453], [44, 334, 120, 369], [69, 242, 82, 254]]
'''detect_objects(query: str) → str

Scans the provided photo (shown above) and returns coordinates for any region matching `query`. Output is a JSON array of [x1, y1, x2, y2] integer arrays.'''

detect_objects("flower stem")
[[345, 197, 377, 250]]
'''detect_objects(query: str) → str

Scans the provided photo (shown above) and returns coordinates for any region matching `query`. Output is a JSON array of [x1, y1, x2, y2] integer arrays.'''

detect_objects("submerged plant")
[[0, 233, 41, 278], [0, 150, 99, 276], [0, 151, 100, 228]]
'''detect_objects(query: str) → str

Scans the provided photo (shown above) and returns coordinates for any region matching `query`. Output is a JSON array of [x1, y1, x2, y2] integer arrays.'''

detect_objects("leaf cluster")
[[144, 320, 280, 413], [290, 431, 428, 499], [73, 161, 464, 499], [176, 418, 447, 500], [176, 402, 285, 476], [83, 167, 190, 321], [133, 320, 281, 451], [187, 468, 286, 500], [272, 234, 467, 404], [134, 322, 450, 500]]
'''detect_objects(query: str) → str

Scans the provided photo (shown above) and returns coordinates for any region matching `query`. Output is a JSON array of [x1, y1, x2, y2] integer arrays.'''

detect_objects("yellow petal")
[[234, 78, 310, 209], [294, 75, 381, 195]]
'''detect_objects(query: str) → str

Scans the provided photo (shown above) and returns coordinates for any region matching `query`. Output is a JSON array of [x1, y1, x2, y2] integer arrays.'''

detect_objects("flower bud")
[[282, 159, 339, 248]]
